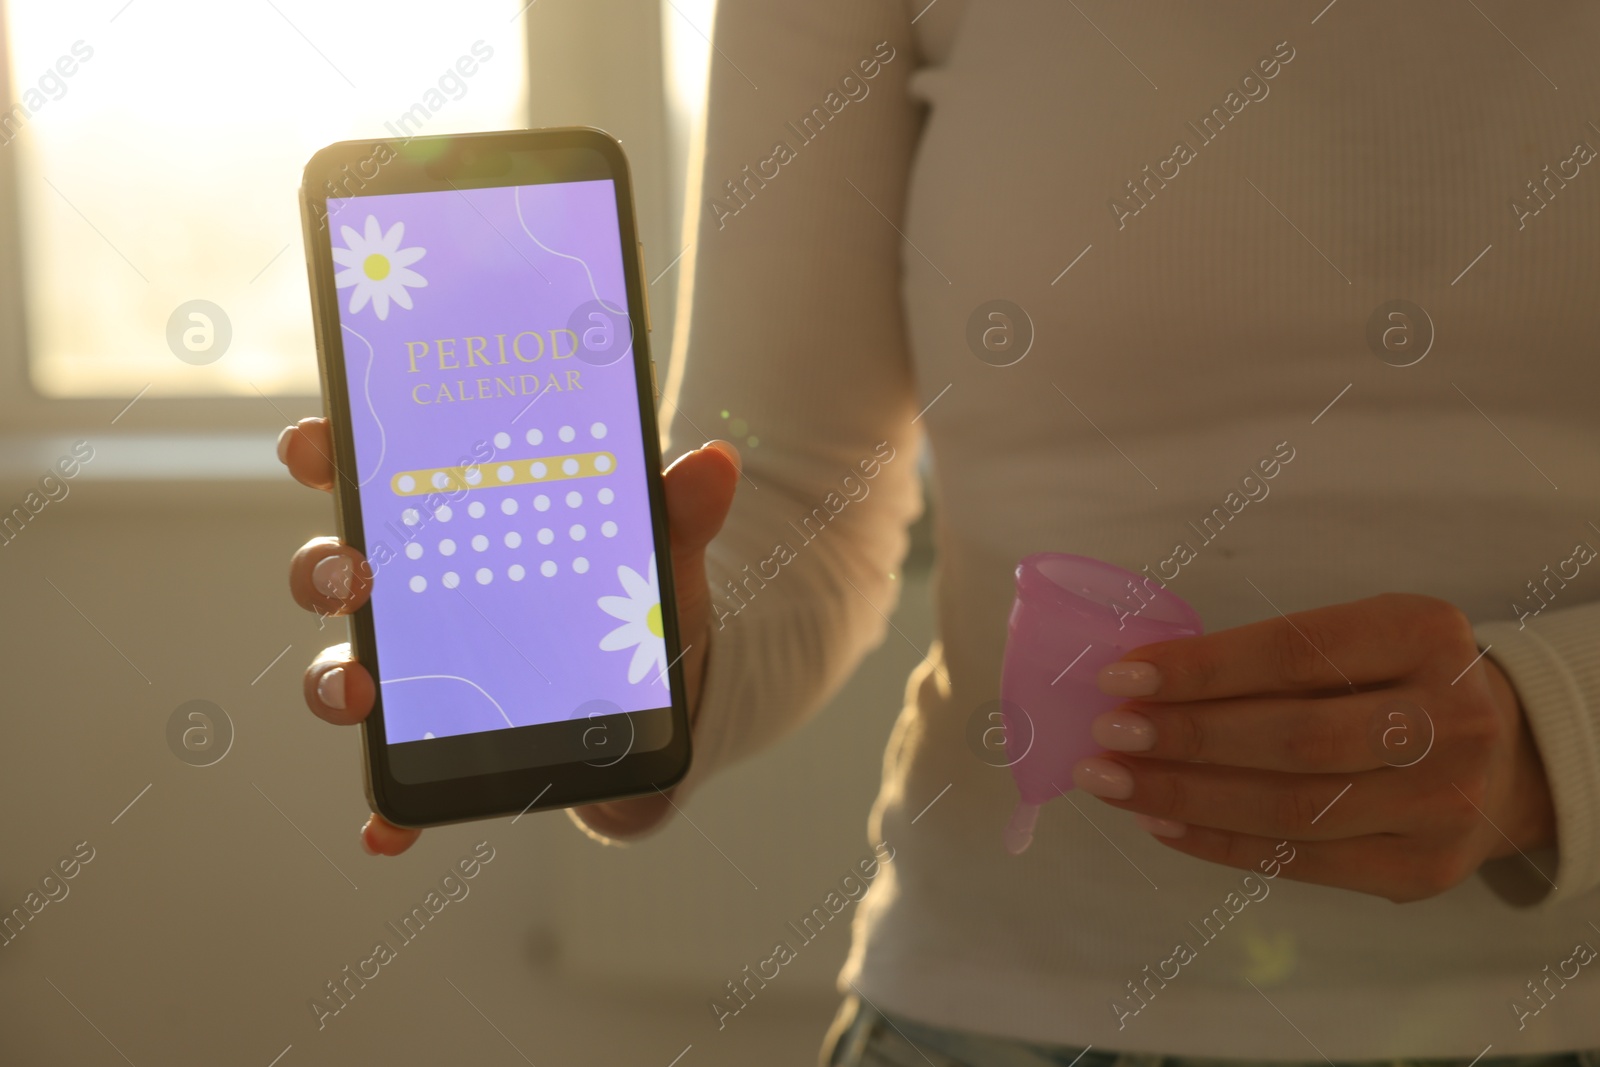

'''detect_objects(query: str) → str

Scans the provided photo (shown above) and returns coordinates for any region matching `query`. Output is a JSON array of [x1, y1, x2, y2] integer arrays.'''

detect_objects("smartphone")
[[298, 127, 689, 828]]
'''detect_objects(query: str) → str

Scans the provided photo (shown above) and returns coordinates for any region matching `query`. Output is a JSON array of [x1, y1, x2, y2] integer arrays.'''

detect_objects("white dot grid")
[[401, 423, 620, 593]]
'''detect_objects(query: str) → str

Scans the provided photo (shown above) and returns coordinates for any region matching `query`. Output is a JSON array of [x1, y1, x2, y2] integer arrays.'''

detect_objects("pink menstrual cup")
[[999, 552, 1204, 854]]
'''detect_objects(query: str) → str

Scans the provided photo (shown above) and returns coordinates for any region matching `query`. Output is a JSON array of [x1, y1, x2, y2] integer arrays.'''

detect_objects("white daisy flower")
[[333, 215, 426, 320], [598, 554, 668, 685]]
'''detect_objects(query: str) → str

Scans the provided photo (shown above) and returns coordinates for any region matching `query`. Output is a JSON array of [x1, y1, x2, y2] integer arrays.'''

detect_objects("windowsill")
[[0, 431, 309, 511]]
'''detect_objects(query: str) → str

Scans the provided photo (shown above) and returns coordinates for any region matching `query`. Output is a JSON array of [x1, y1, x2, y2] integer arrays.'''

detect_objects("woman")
[[281, 1, 1600, 1063]]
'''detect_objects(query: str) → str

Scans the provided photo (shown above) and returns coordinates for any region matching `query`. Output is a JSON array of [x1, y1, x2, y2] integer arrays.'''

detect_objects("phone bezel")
[[298, 126, 691, 829]]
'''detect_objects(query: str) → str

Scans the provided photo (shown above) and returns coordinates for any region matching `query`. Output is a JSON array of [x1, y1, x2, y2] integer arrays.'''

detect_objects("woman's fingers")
[[302, 643, 375, 726], [301, 649, 418, 855], [280, 418, 420, 858], [1090, 690, 1428, 774], [304, 648, 418, 856], [277, 417, 337, 491], [289, 537, 372, 616], [362, 814, 422, 856]]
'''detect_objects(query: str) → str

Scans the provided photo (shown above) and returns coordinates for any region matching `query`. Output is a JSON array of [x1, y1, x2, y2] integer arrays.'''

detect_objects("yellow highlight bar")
[[391, 451, 617, 496]]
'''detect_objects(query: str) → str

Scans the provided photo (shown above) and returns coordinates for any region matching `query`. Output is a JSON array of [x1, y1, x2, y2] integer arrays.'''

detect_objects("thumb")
[[564, 440, 740, 844], [663, 440, 741, 563], [661, 439, 740, 706]]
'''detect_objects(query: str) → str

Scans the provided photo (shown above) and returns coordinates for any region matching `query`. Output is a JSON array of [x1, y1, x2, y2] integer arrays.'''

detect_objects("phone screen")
[[321, 176, 673, 780]]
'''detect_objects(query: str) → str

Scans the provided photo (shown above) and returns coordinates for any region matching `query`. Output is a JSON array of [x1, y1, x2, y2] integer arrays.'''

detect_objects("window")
[[4, 1, 526, 399]]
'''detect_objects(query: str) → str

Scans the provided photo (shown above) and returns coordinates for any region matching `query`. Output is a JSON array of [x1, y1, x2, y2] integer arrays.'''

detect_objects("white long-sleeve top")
[[599, 0, 1600, 1056]]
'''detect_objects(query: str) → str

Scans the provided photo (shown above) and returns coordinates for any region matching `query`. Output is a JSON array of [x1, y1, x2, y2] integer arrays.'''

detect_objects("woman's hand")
[[279, 417, 740, 856], [1076, 592, 1557, 903]]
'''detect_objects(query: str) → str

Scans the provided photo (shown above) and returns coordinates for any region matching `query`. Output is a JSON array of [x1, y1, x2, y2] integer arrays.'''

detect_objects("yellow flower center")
[[363, 253, 390, 280], [646, 603, 663, 638]]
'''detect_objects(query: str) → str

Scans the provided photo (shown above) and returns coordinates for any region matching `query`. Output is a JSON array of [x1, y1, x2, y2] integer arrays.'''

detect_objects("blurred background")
[[0, 2, 935, 1063]]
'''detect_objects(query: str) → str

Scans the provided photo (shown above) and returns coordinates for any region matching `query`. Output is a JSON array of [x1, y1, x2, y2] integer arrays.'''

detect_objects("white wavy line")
[[342, 323, 385, 486], [512, 185, 625, 315], [381, 674, 516, 729]]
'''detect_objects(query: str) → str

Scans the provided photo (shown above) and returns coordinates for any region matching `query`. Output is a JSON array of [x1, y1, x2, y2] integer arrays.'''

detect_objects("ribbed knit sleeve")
[[570, 0, 926, 839], [1474, 601, 1600, 907]]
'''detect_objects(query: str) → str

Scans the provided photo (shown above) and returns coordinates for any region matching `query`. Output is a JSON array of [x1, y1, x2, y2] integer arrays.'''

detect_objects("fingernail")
[[313, 554, 353, 599], [1098, 661, 1161, 697], [317, 666, 346, 710], [276, 426, 295, 465], [1092, 710, 1156, 752], [1073, 756, 1134, 799], [1135, 814, 1187, 839], [704, 439, 741, 471]]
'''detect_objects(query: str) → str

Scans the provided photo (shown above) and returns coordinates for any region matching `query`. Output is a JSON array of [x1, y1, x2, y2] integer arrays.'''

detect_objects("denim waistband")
[[819, 993, 1600, 1067]]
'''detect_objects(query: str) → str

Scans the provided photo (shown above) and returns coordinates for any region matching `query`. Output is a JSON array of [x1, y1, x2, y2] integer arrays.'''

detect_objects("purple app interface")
[[324, 179, 671, 745]]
